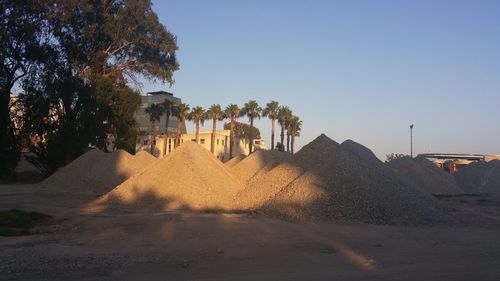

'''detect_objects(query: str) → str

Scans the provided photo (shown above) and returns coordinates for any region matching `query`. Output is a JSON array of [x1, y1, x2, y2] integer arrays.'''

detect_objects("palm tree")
[[262, 100, 279, 150], [278, 106, 292, 152], [188, 106, 206, 144], [288, 116, 302, 154], [144, 103, 164, 155], [241, 100, 262, 154], [161, 99, 175, 156], [172, 102, 190, 148], [206, 104, 224, 154], [224, 104, 240, 159]]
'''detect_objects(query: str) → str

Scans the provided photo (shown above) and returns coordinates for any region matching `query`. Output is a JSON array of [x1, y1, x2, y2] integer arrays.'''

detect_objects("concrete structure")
[[420, 153, 500, 174], [134, 91, 186, 136], [136, 129, 267, 161]]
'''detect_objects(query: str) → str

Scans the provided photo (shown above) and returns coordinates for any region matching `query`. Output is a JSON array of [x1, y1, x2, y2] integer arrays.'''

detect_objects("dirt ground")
[[1, 185, 500, 281]]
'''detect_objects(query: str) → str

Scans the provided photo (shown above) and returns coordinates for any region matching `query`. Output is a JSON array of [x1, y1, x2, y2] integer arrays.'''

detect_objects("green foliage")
[[241, 100, 262, 121], [188, 106, 206, 125], [0, 0, 48, 179], [224, 121, 261, 140], [385, 153, 407, 163], [0, 209, 52, 236], [288, 116, 302, 137], [263, 100, 279, 120], [1, 0, 178, 177]]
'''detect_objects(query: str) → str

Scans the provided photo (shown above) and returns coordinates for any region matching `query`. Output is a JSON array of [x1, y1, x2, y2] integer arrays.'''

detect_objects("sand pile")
[[92, 142, 245, 212], [42, 149, 156, 195], [388, 156, 462, 195], [224, 154, 246, 168], [231, 150, 290, 182], [454, 160, 500, 193], [234, 135, 444, 226]]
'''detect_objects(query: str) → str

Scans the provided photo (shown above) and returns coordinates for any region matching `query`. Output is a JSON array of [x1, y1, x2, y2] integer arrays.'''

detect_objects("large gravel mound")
[[388, 156, 462, 195], [42, 149, 155, 195], [235, 134, 444, 226], [454, 160, 500, 193], [93, 142, 245, 212], [231, 150, 290, 182]]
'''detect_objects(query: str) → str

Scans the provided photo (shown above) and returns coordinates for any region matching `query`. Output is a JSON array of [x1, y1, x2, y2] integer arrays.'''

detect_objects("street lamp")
[[410, 124, 414, 158]]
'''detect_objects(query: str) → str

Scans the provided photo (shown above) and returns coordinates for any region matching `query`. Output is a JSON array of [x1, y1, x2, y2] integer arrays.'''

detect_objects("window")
[[222, 140, 225, 145], [254, 140, 261, 145], [221, 156, 224, 161], [143, 140, 148, 145], [217, 139, 220, 145], [200, 139, 205, 144]]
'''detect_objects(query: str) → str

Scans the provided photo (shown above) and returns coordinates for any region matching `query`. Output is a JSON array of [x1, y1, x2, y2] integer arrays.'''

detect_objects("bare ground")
[[1, 185, 500, 281]]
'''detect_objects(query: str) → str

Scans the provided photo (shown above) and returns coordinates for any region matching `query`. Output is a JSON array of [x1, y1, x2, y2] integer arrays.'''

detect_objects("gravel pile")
[[454, 160, 500, 193], [93, 142, 245, 212], [388, 156, 462, 195], [224, 154, 246, 168], [231, 149, 290, 182], [42, 149, 156, 195], [235, 134, 444, 226]]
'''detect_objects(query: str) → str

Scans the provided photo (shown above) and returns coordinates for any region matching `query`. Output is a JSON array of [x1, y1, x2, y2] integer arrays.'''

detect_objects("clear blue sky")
[[145, 0, 500, 160]]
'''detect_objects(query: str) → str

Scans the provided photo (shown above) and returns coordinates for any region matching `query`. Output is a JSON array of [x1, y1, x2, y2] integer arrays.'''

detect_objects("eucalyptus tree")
[[224, 104, 240, 158], [188, 106, 206, 144], [172, 102, 190, 147], [288, 116, 302, 154], [145, 103, 164, 155], [241, 100, 262, 154], [262, 101, 279, 150], [206, 104, 224, 154]]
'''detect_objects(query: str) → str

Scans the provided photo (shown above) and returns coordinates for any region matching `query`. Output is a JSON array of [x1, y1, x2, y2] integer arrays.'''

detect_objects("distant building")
[[136, 129, 267, 161], [134, 91, 186, 136]]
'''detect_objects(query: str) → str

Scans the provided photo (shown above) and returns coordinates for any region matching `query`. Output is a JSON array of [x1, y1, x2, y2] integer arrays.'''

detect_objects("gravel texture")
[[388, 156, 462, 195], [454, 160, 500, 193]]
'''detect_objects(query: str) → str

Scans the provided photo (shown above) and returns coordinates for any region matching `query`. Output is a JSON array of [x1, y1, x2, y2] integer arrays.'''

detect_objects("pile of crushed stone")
[[230, 149, 290, 182], [388, 156, 462, 195], [234, 135, 445, 226], [90, 142, 245, 212], [42, 149, 156, 195], [224, 154, 246, 168], [454, 160, 500, 193]]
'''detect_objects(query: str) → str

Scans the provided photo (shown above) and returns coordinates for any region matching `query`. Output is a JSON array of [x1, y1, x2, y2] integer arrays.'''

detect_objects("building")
[[136, 129, 267, 161], [134, 91, 186, 136]]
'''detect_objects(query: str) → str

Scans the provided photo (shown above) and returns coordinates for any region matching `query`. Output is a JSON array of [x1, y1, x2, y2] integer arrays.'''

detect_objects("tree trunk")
[[195, 121, 200, 143], [150, 120, 156, 155], [286, 130, 290, 153], [162, 115, 170, 156], [211, 117, 216, 153], [249, 118, 254, 154], [0, 92, 19, 178], [175, 118, 182, 148], [291, 135, 295, 154], [280, 123, 285, 147], [271, 117, 275, 150], [229, 119, 235, 159]]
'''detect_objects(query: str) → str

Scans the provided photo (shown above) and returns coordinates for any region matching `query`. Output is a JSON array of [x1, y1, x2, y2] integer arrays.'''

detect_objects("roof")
[[147, 91, 173, 96]]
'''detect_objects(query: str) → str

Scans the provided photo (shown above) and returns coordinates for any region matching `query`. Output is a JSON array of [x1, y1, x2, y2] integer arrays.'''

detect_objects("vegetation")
[[1, 0, 178, 178], [145, 103, 164, 154], [241, 100, 262, 154], [206, 104, 224, 153], [263, 101, 279, 150], [161, 99, 175, 156], [287, 116, 302, 154], [278, 106, 292, 153], [173, 103, 190, 147], [223, 121, 261, 141], [385, 153, 406, 163], [0, 209, 52, 236], [224, 104, 240, 159], [188, 106, 206, 144]]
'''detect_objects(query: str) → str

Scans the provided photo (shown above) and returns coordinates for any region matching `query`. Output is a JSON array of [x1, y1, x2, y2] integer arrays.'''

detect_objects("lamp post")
[[410, 124, 414, 158]]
